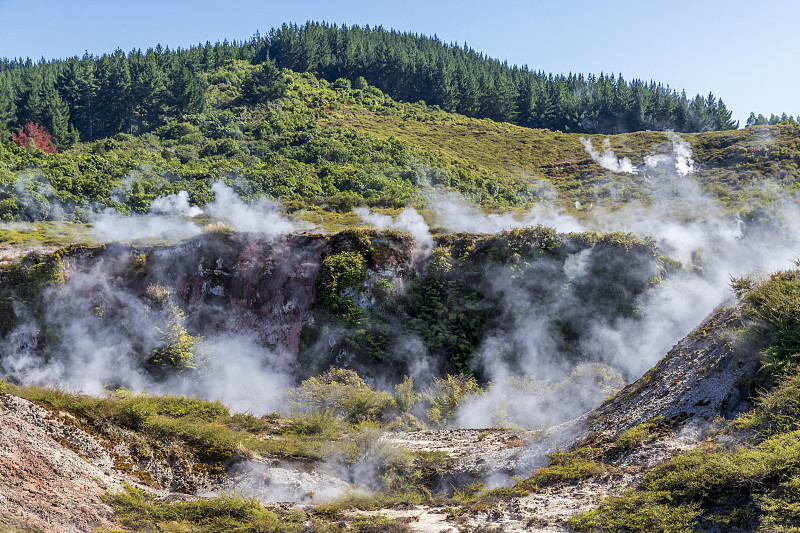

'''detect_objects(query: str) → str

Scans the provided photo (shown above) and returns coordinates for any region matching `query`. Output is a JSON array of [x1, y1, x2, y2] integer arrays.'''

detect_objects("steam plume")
[[355, 206, 433, 260], [581, 137, 637, 174]]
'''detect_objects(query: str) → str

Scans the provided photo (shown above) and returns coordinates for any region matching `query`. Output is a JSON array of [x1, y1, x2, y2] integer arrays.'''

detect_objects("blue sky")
[[0, 0, 797, 127]]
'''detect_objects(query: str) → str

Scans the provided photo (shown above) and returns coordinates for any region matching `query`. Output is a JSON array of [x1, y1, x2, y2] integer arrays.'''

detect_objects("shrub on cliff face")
[[315, 250, 367, 321], [144, 284, 199, 378]]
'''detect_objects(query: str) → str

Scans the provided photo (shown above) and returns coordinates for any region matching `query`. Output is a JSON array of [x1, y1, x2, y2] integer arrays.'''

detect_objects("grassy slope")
[[322, 100, 800, 210]]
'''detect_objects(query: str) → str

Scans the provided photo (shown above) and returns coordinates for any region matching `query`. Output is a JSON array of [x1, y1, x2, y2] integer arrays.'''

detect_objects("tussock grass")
[[105, 483, 301, 533], [0, 382, 325, 460]]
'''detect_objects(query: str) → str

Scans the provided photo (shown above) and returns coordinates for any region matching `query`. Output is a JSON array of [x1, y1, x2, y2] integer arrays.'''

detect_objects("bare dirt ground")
[[0, 393, 124, 533]]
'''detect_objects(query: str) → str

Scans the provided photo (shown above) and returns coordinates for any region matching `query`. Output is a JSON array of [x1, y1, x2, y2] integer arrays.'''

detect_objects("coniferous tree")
[[17, 63, 46, 127], [97, 50, 132, 135], [168, 61, 205, 117], [60, 54, 98, 140], [0, 75, 16, 138], [130, 49, 167, 131], [0, 22, 743, 135]]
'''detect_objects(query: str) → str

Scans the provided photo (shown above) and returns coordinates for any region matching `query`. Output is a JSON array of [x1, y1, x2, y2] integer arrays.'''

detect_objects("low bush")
[[568, 491, 701, 533], [737, 371, 800, 436], [613, 417, 664, 452], [105, 482, 299, 532], [287, 368, 395, 423], [418, 374, 483, 427], [739, 270, 800, 376]]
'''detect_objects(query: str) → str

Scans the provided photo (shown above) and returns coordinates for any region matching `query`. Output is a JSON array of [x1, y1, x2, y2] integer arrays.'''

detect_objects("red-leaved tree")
[[12, 122, 57, 153]]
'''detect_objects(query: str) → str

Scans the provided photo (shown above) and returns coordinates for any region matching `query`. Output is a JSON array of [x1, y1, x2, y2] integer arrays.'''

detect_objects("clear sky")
[[0, 0, 797, 128]]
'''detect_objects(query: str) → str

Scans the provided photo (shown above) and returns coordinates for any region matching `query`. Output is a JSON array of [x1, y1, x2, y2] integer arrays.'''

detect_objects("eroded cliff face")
[[0, 227, 664, 396], [0, 229, 420, 389]]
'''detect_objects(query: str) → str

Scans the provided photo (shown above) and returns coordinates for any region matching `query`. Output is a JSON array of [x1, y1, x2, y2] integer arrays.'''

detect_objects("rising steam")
[[581, 137, 637, 173], [90, 181, 297, 242]]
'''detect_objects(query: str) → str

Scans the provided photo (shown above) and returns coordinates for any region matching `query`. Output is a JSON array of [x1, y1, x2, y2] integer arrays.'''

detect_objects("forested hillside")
[[1, 57, 798, 226], [0, 22, 739, 146]]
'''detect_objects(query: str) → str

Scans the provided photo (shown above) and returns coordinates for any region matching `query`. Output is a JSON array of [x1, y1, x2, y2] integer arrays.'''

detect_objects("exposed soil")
[[0, 393, 123, 533]]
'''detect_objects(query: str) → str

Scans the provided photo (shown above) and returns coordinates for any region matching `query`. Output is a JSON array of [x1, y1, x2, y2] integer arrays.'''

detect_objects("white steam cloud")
[[204, 181, 296, 234], [209, 459, 351, 504], [433, 192, 584, 234], [90, 182, 298, 242], [355, 206, 433, 260], [451, 135, 800, 429], [149, 190, 203, 217], [581, 137, 637, 174], [91, 208, 203, 242], [643, 133, 695, 177], [0, 253, 296, 415]]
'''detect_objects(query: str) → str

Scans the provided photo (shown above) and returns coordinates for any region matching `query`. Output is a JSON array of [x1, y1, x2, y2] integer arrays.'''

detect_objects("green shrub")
[[105, 482, 294, 532], [143, 284, 200, 377], [568, 491, 701, 533], [758, 475, 800, 533], [287, 368, 395, 424], [613, 417, 664, 452], [284, 410, 345, 439], [393, 376, 416, 412], [315, 251, 367, 321], [740, 271, 800, 375], [526, 446, 609, 487], [737, 371, 800, 436], [419, 374, 482, 426]]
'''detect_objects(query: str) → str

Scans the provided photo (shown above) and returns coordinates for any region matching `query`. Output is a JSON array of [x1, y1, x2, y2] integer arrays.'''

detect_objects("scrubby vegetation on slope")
[[1, 58, 799, 225], [567, 270, 800, 532], [0, 228, 667, 390]]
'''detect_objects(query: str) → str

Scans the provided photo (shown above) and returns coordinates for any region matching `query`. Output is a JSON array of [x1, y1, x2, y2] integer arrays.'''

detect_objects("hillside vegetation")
[[568, 270, 800, 532], [1, 58, 799, 226], [0, 22, 739, 146], [2, 24, 800, 533]]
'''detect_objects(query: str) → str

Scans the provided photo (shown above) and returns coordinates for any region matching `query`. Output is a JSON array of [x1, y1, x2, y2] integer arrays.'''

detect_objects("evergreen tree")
[[17, 63, 46, 126], [242, 58, 287, 102], [715, 98, 738, 130], [97, 50, 132, 135], [0, 75, 17, 138], [0, 22, 744, 135], [168, 61, 205, 117], [129, 49, 167, 131], [60, 55, 99, 140]]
